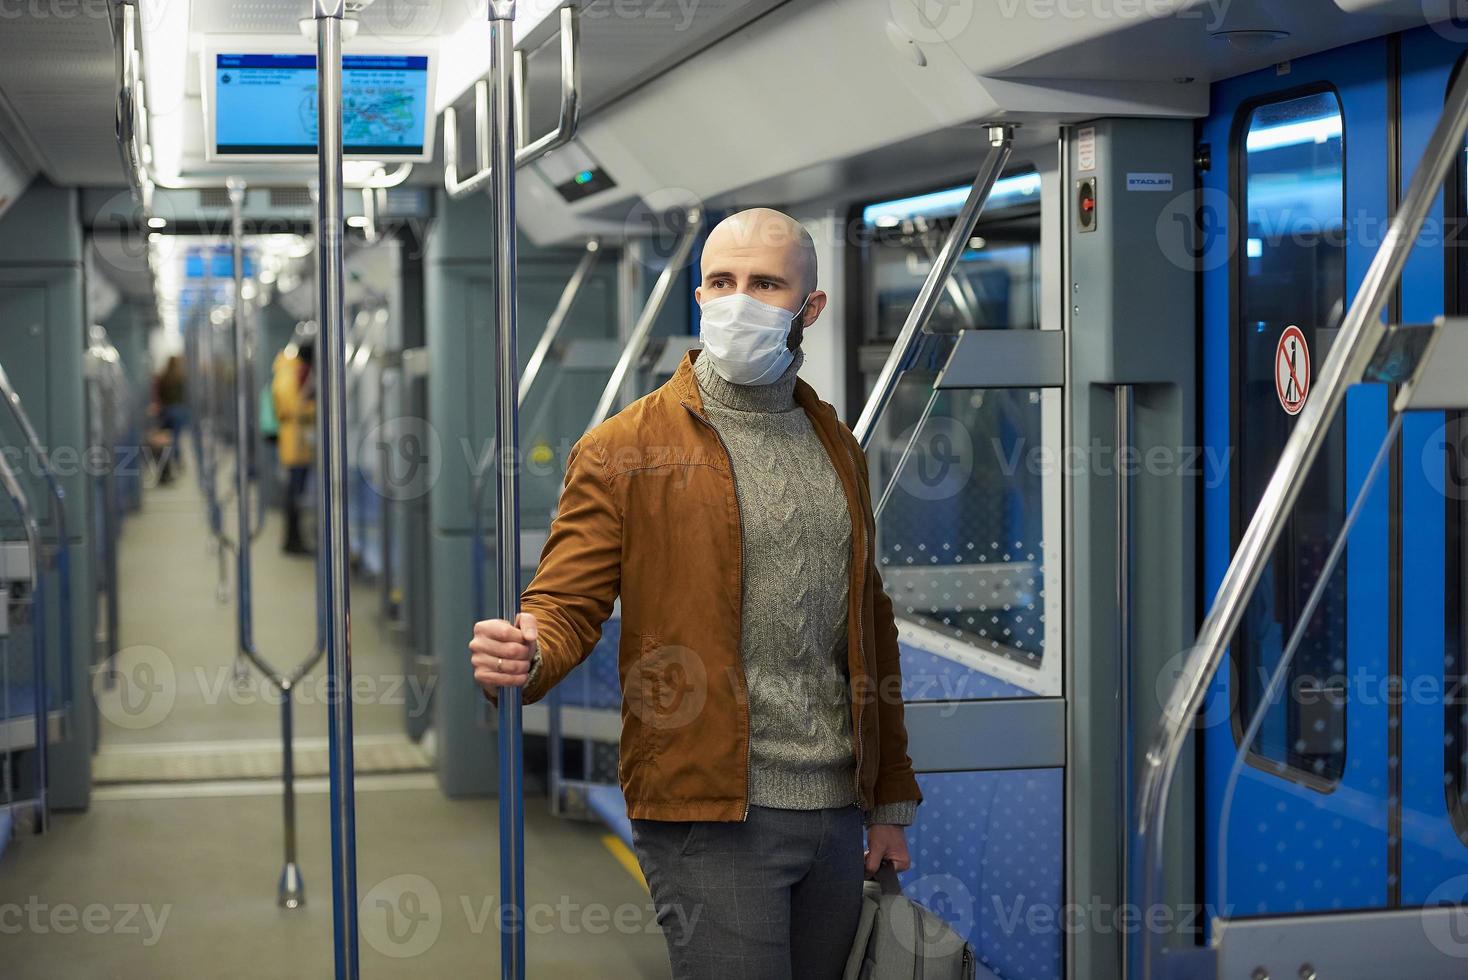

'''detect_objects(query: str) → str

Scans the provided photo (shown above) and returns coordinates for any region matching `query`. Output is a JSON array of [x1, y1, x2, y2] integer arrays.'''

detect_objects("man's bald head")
[[695, 209, 828, 345], [702, 208, 818, 297]]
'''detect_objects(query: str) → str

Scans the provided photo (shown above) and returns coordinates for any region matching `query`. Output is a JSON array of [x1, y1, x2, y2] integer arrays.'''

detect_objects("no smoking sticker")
[[1276, 325, 1310, 416]]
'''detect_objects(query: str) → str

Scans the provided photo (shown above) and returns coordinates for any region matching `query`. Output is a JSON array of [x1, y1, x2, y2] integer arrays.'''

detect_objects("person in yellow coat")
[[271, 339, 316, 555]]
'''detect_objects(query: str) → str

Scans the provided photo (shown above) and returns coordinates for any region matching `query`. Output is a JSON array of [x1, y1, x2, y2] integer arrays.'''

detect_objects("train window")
[[850, 170, 1043, 414], [875, 386, 1060, 699], [1232, 90, 1349, 784]]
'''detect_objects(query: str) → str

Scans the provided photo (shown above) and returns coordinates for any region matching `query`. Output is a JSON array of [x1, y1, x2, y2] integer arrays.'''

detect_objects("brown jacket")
[[518, 350, 922, 822]]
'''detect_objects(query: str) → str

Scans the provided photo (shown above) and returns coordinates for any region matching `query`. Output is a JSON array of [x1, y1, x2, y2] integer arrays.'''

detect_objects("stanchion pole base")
[[278, 861, 305, 909]]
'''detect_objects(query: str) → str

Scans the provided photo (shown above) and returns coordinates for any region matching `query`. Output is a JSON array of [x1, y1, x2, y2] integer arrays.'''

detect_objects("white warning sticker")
[[1275, 325, 1310, 416], [1077, 127, 1096, 172]]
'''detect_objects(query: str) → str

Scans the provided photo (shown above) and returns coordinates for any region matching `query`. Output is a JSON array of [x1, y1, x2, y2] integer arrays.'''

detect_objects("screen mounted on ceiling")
[[208, 50, 435, 162]]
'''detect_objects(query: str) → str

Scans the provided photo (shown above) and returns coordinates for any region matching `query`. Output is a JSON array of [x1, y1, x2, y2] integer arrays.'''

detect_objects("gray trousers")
[[629, 804, 865, 980]]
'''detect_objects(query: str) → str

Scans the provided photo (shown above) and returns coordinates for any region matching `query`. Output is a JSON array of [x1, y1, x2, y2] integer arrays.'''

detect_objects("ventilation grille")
[[198, 188, 231, 209], [269, 187, 313, 208]]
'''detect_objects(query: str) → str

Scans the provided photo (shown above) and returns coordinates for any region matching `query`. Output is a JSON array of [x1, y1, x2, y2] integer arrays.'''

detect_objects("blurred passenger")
[[471, 209, 921, 980], [151, 355, 188, 484], [271, 340, 315, 555]]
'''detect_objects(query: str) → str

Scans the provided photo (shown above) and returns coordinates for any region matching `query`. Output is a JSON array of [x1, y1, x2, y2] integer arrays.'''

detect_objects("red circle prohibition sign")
[[1275, 325, 1310, 416]]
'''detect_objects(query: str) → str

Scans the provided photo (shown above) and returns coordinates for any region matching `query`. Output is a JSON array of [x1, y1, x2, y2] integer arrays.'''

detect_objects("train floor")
[[1, 476, 669, 979]]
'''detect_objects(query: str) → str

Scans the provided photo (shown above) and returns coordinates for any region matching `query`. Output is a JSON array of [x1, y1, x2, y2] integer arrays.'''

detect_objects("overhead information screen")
[[212, 53, 432, 160]]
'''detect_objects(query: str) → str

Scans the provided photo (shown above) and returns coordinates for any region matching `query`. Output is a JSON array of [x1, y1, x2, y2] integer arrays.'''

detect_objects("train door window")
[[1449, 415, 1467, 839], [1447, 123, 1468, 840], [1233, 90, 1349, 783]]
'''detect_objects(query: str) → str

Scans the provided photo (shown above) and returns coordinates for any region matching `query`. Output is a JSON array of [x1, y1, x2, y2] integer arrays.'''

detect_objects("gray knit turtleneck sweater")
[[693, 350, 916, 828]]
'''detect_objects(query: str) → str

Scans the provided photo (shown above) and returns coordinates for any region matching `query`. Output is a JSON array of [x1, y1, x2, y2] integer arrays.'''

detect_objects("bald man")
[[471, 209, 922, 980]]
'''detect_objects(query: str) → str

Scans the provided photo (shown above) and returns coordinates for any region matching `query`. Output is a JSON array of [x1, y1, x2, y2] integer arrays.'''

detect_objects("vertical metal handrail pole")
[[1136, 66, 1468, 978], [0, 448, 45, 831], [102, 384, 119, 665], [588, 213, 703, 431], [486, 3, 527, 976], [228, 180, 256, 686], [0, 363, 72, 714], [852, 124, 1014, 450], [1114, 384, 1134, 980], [314, 6, 361, 978]]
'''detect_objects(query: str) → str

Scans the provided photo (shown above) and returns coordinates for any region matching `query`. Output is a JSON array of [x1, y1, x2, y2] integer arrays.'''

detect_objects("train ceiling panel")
[[0, 15, 123, 186], [189, 0, 474, 39], [518, 0, 790, 125], [955, 0, 1438, 83], [511, 0, 1207, 245]]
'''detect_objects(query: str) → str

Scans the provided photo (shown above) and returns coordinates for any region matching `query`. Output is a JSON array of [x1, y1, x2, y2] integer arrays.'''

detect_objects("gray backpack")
[[842, 865, 994, 980]]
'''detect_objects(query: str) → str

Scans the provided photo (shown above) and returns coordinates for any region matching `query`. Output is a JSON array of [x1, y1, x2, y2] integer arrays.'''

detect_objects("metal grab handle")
[[443, 5, 581, 199], [112, 2, 153, 210], [0, 443, 45, 832], [588, 211, 703, 432], [1135, 61, 1468, 979], [312, 6, 362, 977], [852, 124, 1014, 450], [0, 361, 72, 716]]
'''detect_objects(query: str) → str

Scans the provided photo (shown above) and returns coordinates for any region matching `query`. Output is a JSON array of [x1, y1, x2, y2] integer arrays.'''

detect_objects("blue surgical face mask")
[[698, 292, 811, 386]]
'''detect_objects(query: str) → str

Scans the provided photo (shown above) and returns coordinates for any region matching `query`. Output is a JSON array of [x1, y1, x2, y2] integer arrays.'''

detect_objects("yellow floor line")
[[602, 833, 647, 890]]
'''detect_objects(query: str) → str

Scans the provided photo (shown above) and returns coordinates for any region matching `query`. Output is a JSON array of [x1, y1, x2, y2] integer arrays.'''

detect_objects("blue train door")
[[1396, 27, 1468, 908], [1201, 29, 1468, 925]]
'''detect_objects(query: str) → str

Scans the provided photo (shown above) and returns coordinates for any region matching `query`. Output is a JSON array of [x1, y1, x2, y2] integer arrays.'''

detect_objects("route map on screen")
[[214, 53, 430, 157]]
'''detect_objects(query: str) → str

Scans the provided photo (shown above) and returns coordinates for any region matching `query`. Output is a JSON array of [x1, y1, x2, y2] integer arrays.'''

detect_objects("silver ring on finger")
[[496, 657, 502, 672]]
